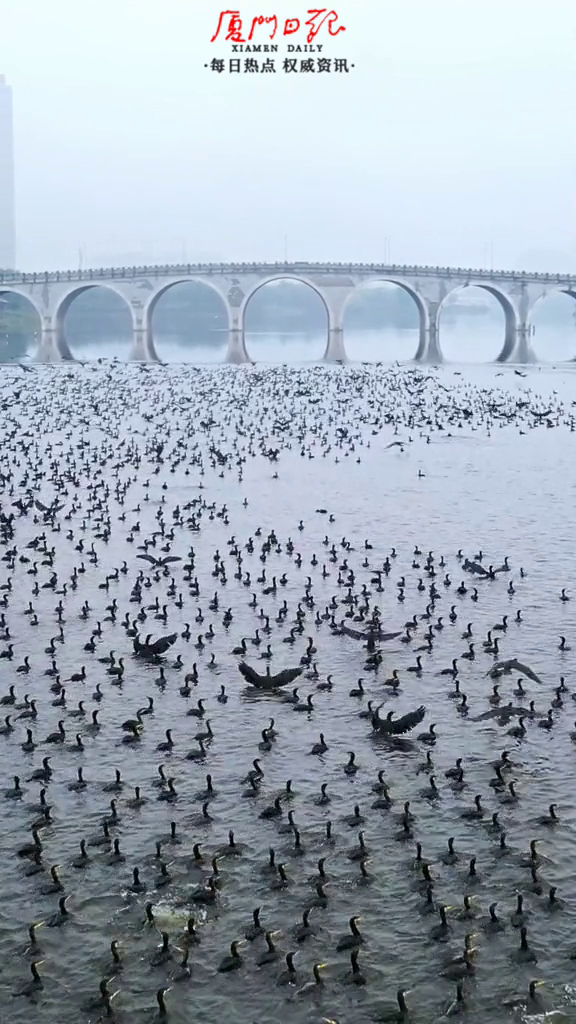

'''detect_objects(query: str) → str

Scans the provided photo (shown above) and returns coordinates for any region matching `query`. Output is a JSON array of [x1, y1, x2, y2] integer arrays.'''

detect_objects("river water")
[[0, 336, 575, 1024], [48, 323, 576, 365]]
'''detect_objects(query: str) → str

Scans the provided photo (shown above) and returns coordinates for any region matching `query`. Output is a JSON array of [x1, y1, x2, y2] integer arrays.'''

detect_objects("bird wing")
[[137, 554, 159, 565], [467, 562, 488, 576], [506, 659, 544, 684], [238, 661, 265, 686], [340, 624, 368, 641], [381, 705, 426, 735], [159, 556, 182, 565], [268, 666, 304, 687], [148, 633, 178, 655], [341, 624, 403, 643], [238, 662, 303, 688], [473, 708, 512, 722], [34, 500, 49, 513]]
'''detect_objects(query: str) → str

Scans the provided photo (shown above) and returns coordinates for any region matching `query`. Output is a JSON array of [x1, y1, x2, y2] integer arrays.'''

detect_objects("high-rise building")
[[0, 75, 16, 270]]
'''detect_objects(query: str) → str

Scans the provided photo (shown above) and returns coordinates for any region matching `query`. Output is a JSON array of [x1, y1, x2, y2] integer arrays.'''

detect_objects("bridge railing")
[[1, 263, 575, 286]]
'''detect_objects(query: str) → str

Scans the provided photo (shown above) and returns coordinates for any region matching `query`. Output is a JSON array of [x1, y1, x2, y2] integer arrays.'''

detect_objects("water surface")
[[0, 357, 575, 1023]]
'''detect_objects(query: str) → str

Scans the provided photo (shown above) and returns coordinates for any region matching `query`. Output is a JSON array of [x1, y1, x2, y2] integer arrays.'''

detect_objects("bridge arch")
[[438, 283, 518, 362], [53, 284, 135, 360], [0, 289, 42, 363], [0, 287, 43, 319], [342, 279, 427, 361], [241, 276, 329, 361], [527, 288, 576, 362], [145, 279, 230, 362]]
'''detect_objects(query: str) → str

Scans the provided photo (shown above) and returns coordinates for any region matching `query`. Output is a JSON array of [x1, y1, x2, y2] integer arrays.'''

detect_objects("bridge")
[[1, 262, 576, 364]]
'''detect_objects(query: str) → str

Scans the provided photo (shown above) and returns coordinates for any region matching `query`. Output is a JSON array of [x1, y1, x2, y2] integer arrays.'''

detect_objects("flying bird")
[[487, 659, 544, 684], [473, 702, 528, 723]]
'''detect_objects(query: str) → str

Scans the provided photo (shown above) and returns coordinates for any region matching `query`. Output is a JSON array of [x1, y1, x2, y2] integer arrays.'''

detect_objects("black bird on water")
[[0, 362, 572, 1019]]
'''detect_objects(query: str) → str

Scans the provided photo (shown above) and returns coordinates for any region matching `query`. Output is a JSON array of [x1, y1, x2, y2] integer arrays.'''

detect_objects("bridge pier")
[[129, 328, 148, 361], [35, 330, 59, 362], [35, 320, 75, 362], [225, 326, 250, 364], [415, 301, 443, 363], [323, 295, 349, 363], [512, 324, 537, 364], [422, 321, 443, 363], [129, 326, 160, 362], [324, 326, 347, 363]]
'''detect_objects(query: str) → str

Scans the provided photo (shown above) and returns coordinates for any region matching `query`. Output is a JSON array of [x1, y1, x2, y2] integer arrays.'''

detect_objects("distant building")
[[0, 75, 16, 269]]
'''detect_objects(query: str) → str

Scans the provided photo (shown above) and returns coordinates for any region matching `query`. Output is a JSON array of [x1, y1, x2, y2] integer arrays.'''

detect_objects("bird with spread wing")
[[137, 554, 183, 569], [487, 659, 544, 684], [371, 704, 426, 736], [339, 622, 403, 644], [133, 633, 178, 661], [473, 702, 536, 723], [238, 661, 303, 690], [34, 499, 65, 518]]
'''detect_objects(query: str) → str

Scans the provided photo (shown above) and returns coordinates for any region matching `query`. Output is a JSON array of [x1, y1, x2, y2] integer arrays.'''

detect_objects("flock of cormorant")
[[0, 361, 574, 1024]]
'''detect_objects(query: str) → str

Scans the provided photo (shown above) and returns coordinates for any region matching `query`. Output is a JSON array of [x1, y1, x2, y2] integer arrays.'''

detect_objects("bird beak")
[[317, 962, 328, 969], [34, 920, 45, 929], [534, 980, 545, 987]]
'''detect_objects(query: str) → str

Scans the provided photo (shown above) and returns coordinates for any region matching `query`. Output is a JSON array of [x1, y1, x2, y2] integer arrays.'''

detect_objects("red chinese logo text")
[[211, 9, 346, 44]]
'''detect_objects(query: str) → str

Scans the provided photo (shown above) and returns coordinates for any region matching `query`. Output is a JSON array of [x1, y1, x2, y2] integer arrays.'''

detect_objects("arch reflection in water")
[[54, 286, 133, 361], [343, 282, 421, 363], [528, 289, 576, 363], [439, 286, 516, 364], [147, 281, 229, 364]]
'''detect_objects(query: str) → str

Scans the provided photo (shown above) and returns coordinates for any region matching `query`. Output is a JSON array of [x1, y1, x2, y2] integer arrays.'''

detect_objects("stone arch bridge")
[[1, 262, 575, 363]]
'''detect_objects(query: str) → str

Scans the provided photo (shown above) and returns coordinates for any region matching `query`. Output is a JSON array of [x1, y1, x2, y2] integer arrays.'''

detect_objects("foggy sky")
[[2, 0, 576, 272]]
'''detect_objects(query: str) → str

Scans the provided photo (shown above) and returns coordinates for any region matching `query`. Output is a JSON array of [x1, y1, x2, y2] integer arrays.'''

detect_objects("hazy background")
[[1, 0, 576, 272]]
